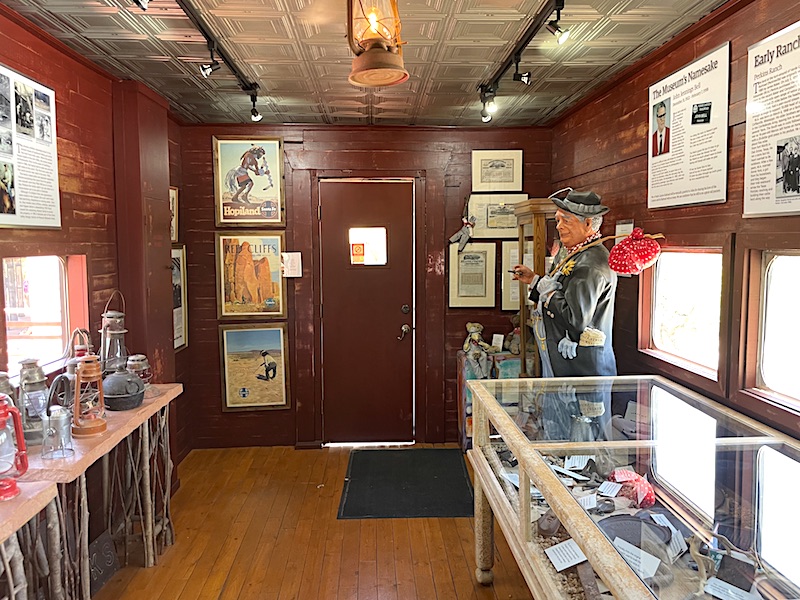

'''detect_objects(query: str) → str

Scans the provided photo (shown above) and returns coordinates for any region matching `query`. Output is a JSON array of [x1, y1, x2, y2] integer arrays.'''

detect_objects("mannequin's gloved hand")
[[557, 383, 577, 404], [557, 333, 578, 359], [536, 274, 562, 298]]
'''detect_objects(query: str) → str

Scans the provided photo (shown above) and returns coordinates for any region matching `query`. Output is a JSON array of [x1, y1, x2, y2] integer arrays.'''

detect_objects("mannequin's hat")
[[551, 189, 609, 217]]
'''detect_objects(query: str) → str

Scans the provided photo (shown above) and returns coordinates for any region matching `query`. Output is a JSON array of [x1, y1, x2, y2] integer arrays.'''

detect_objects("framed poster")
[[468, 193, 527, 238], [170, 245, 188, 351], [213, 137, 284, 227], [219, 323, 290, 411], [449, 242, 496, 308], [169, 187, 179, 242], [216, 232, 286, 319], [500, 240, 534, 310], [471, 149, 523, 192]]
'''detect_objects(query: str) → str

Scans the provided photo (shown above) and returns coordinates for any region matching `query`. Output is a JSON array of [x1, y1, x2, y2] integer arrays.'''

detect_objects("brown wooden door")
[[319, 179, 414, 443]]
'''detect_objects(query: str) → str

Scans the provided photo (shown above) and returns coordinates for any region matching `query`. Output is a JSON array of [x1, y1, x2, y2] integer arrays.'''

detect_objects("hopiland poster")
[[647, 44, 729, 209], [0, 63, 61, 229], [744, 20, 800, 217]]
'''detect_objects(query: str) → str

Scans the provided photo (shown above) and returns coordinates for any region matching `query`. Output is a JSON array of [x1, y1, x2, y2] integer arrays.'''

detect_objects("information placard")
[[0, 63, 61, 229], [744, 20, 800, 217], [647, 44, 729, 209]]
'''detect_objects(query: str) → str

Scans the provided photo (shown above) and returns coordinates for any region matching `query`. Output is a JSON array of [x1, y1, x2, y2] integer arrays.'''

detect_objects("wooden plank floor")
[[94, 445, 534, 600]]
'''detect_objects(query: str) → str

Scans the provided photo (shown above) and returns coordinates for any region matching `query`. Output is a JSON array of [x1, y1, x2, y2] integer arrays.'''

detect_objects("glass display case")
[[467, 375, 800, 599]]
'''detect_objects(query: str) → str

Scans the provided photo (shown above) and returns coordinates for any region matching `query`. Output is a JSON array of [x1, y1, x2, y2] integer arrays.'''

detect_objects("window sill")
[[637, 348, 718, 382]]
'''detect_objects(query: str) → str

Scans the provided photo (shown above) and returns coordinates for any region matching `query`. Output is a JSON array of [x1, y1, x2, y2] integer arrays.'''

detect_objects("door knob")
[[397, 324, 411, 340]]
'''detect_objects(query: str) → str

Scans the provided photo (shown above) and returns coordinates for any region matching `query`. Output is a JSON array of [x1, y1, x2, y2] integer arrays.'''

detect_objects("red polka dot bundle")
[[608, 468, 656, 508], [607, 227, 663, 275]]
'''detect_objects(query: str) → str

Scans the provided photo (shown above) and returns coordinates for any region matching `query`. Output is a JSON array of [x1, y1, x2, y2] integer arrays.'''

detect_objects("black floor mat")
[[337, 448, 474, 519]]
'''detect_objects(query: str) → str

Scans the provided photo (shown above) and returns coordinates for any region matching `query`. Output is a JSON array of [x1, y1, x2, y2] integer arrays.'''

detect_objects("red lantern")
[[0, 395, 29, 502]]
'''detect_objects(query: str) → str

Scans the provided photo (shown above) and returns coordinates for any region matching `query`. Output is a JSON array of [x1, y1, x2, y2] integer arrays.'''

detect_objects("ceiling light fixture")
[[200, 42, 220, 78], [347, 0, 409, 88], [546, 0, 570, 45], [480, 105, 492, 123], [133, 0, 148, 9], [478, 84, 498, 123], [250, 94, 263, 122], [478, 0, 566, 99], [512, 55, 532, 86]]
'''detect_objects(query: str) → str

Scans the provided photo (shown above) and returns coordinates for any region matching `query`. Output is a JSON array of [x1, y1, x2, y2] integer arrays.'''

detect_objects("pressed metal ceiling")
[[5, 0, 729, 125]]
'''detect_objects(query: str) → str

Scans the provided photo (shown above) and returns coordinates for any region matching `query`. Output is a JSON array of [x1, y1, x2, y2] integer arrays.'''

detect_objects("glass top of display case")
[[468, 375, 800, 598]]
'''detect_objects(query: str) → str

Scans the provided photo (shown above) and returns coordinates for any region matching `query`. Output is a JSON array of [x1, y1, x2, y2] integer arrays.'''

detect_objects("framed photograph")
[[216, 231, 286, 319], [213, 137, 284, 227], [169, 187, 179, 242], [471, 149, 523, 192], [468, 193, 528, 238], [170, 245, 188, 351], [449, 242, 496, 308], [500, 240, 534, 311], [219, 323, 290, 411]]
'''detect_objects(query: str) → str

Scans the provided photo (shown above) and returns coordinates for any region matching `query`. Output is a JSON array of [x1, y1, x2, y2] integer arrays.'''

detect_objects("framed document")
[[500, 240, 534, 310], [219, 323, 290, 411], [213, 137, 284, 227], [449, 242, 496, 308], [468, 193, 528, 238], [170, 245, 188, 350], [169, 187, 179, 242], [471, 149, 523, 192]]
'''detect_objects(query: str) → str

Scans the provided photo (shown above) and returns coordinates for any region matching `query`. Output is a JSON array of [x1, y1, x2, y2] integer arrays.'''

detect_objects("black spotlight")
[[250, 94, 263, 123]]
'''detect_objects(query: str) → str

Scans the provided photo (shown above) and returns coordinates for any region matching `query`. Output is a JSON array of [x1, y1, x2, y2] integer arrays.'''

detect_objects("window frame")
[[637, 231, 733, 400], [730, 233, 800, 432], [0, 240, 90, 380]]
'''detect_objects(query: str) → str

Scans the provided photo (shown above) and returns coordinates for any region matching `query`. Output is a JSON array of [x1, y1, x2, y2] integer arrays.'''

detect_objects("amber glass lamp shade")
[[347, 0, 409, 88]]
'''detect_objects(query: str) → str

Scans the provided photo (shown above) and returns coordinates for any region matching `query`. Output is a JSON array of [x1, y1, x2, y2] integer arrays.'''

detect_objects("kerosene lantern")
[[0, 372, 16, 405], [0, 394, 28, 501], [72, 355, 107, 437], [19, 358, 49, 445], [99, 291, 128, 374]]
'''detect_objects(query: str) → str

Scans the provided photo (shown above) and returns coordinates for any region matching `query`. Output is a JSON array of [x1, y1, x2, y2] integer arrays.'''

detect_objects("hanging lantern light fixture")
[[347, 0, 409, 88]]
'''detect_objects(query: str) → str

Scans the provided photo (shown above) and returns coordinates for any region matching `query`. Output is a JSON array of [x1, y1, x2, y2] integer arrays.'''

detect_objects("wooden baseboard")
[[295, 440, 323, 449]]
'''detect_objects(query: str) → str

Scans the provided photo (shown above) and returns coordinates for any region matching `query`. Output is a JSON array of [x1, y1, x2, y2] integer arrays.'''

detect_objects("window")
[[649, 249, 723, 375], [348, 227, 387, 265], [758, 253, 800, 404]]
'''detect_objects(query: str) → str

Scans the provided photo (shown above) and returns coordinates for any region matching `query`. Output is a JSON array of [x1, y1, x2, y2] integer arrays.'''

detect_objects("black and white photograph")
[[35, 113, 52, 144], [1, 161, 15, 215], [171, 246, 188, 350], [0, 74, 10, 129], [776, 136, 800, 199], [34, 89, 50, 112], [0, 129, 11, 155], [14, 81, 34, 137]]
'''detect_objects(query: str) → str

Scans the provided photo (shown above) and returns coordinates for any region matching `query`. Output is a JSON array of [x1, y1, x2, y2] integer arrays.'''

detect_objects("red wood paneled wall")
[[0, 5, 118, 365], [178, 125, 551, 447], [551, 0, 800, 424]]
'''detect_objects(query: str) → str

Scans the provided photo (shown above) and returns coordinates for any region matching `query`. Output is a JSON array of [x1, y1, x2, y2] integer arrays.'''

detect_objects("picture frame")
[[468, 193, 528, 238], [170, 245, 188, 351], [449, 242, 496, 308], [169, 187, 179, 242], [471, 149, 523, 192], [219, 323, 290, 411], [216, 231, 287, 319], [213, 137, 284, 227], [500, 240, 534, 311]]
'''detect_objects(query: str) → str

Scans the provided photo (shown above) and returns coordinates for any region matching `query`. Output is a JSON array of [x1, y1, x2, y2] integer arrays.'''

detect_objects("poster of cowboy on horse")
[[213, 137, 284, 227]]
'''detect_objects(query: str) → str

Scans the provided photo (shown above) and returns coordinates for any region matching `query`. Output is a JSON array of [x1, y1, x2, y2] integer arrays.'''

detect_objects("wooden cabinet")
[[513, 198, 555, 377]]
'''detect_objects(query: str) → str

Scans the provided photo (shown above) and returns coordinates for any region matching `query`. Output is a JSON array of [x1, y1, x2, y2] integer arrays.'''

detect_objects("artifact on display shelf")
[[0, 63, 61, 229], [467, 376, 800, 600], [647, 43, 729, 210], [744, 19, 800, 217]]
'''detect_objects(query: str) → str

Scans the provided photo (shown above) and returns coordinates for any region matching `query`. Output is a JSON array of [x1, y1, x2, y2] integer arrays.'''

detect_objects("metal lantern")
[[18, 358, 48, 445], [347, 0, 408, 87], [99, 291, 128, 374], [72, 355, 107, 437], [0, 396, 28, 501]]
